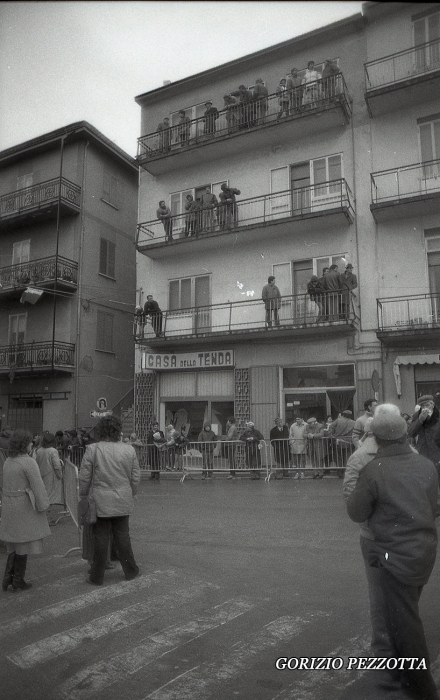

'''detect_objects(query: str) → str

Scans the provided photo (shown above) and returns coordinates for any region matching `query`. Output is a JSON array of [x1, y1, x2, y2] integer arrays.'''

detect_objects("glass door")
[[292, 259, 312, 322], [193, 275, 211, 333], [284, 392, 329, 425], [291, 162, 311, 214]]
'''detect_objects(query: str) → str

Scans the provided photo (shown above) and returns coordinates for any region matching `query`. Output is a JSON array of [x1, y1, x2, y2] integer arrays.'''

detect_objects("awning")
[[393, 354, 440, 397]]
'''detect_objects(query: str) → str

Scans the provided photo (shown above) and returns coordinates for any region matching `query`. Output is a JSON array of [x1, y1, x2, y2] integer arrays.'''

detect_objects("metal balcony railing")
[[0, 177, 81, 217], [137, 179, 354, 247], [0, 341, 75, 370], [365, 38, 440, 90], [134, 290, 356, 342], [370, 159, 440, 204], [377, 293, 440, 331], [0, 256, 78, 291], [137, 74, 351, 159]]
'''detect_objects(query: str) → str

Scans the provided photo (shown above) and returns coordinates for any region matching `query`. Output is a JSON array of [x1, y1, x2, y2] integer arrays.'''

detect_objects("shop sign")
[[142, 350, 235, 371]]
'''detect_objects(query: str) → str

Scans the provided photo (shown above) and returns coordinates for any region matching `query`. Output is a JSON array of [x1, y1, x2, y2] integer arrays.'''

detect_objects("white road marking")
[[57, 598, 255, 700], [0, 570, 180, 639], [7, 580, 217, 669], [145, 612, 327, 700]]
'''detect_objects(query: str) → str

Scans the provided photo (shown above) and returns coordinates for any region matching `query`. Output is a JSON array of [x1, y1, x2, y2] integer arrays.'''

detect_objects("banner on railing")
[[142, 350, 235, 370]]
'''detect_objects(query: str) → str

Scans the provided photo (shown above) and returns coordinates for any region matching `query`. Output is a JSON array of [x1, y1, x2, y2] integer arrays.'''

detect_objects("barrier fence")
[[60, 458, 82, 557], [136, 437, 354, 483]]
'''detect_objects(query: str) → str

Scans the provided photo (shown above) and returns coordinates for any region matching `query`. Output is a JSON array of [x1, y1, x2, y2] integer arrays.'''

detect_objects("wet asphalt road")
[[1, 474, 439, 700]]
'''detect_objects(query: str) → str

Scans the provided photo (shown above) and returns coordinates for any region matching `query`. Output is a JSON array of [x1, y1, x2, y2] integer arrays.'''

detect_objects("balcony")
[[370, 159, 440, 222], [365, 38, 440, 116], [377, 294, 440, 347], [137, 75, 352, 175], [0, 256, 78, 299], [134, 291, 358, 348], [0, 178, 81, 231], [0, 341, 75, 378], [137, 180, 354, 258]]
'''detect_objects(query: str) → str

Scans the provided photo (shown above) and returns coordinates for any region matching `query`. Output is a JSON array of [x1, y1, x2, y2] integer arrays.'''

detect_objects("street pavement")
[[1, 474, 439, 700]]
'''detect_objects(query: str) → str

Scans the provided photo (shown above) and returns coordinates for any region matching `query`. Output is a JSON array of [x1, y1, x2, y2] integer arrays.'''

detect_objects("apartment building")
[[0, 122, 138, 435], [133, 2, 440, 442]]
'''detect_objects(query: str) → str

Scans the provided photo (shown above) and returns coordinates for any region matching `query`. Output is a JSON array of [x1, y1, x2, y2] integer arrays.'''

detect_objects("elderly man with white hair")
[[346, 405, 439, 700]]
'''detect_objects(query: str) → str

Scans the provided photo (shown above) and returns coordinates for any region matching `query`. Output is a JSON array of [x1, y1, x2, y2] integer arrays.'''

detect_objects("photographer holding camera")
[[408, 394, 440, 483]]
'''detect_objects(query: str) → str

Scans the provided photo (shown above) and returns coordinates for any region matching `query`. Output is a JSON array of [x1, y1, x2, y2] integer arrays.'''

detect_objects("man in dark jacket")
[[322, 264, 344, 321], [203, 101, 219, 136], [347, 410, 439, 700], [270, 418, 290, 478], [240, 421, 264, 479], [408, 394, 440, 484], [143, 295, 163, 337]]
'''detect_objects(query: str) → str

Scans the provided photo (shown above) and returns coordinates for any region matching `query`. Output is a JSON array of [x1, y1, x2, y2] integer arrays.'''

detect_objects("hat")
[[246, 421, 255, 428], [418, 395, 434, 405], [205, 101, 212, 106], [345, 264, 353, 269], [371, 412, 407, 440], [342, 410, 352, 417], [307, 417, 317, 424]]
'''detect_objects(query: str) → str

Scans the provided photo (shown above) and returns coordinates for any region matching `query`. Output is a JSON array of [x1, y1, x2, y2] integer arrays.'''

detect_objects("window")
[[99, 238, 116, 278], [12, 240, 30, 265], [102, 172, 119, 208], [419, 116, 440, 179], [8, 314, 26, 345], [271, 155, 343, 217], [17, 173, 33, 190], [169, 275, 211, 312], [425, 230, 440, 294], [169, 181, 227, 235], [413, 10, 440, 71], [96, 310, 114, 352]]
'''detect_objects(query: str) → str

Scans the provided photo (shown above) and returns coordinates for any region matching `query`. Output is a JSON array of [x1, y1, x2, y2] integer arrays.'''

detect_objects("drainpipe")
[[52, 134, 66, 367], [74, 140, 89, 429]]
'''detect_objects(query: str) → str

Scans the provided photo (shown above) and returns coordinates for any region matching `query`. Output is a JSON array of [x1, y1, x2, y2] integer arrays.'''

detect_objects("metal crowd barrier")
[[266, 437, 354, 481], [60, 458, 82, 557], [180, 439, 271, 482]]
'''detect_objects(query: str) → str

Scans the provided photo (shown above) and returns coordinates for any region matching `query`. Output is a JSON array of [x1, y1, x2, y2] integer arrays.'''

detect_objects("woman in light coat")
[[34, 432, 63, 518], [79, 415, 140, 586], [0, 430, 50, 591]]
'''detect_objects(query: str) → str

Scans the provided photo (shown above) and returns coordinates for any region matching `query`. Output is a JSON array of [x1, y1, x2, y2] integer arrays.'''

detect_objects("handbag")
[[77, 445, 97, 526]]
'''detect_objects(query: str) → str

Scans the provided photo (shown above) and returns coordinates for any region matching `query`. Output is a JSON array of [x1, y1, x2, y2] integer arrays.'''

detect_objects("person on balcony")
[[230, 85, 253, 129], [262, 275, 281, 328], [322, 264, 344, 321], [156, 200, 173, 242], [307, 274, 324, 322], [270, 417, 290, 479], [340, 263, 357, 318], [218, 183, 241, 229], [203, 101, 219, 136], [177, 110, 191, 147], [184, 194, 197, 236], [224, 94, 239, 133], [276, 78, 290, 120], [157, 117, 171, 152], [286, 67, 303, 113], [201, 187, 218, 232], [302, 61, 322, 109], [322, 59, 341, 102], [143, 294, 163, 337], [252, 78, 268, 125]]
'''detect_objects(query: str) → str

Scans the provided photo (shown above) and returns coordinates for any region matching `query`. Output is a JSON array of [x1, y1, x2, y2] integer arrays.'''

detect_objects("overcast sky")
[[0, 1, 363, 157]]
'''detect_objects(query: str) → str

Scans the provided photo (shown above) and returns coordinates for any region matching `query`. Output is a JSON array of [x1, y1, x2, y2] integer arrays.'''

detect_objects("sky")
[[0, 1, 363, 158]]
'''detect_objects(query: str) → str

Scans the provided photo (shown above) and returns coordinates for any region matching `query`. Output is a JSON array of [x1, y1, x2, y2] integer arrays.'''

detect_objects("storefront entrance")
[[284, 392, 330, 424], [163, 400, 234, 440]]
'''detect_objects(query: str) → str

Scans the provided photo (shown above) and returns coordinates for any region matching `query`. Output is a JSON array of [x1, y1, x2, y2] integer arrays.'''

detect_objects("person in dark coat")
[[252, 78, 268, 125], [157, 117, 171, 152], [340, 263, 357, 318], [157, 201, 173, 242], [322, 264, 344, 321], [143, 295, 163, 337], [307, 274, 324, 322], [177, 110, 191, 147], [218, 183, 241, 229], [321, 58, 341, 101], [203, 101, 219, 136], [147, 421, 165, 480], [346, 410, 439, 700], [240, 421, 264, 479], [197, 423, 217, 478], [230, 85, 253, 129], [408, 395, 440, 483], [270, 418, 290, 478], [286, 67, 303, 113]]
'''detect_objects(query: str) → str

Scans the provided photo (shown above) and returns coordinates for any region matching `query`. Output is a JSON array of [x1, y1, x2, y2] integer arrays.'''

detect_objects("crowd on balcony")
[[149, 59, 342, 152], [307, 263, 357, 322]]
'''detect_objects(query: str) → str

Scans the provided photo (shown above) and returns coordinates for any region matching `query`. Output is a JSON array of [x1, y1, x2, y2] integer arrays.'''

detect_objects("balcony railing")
[[371, 159, 440, 204], [137, 179, 354, 248], [0, 341, 75, 371], [134, 291, 356, 342], [0, 256, 78, 292], [137, 74, 351, 160], [0, 177, 81, 217], [377, 294, 440, 331], [365, 38, 440, 91]]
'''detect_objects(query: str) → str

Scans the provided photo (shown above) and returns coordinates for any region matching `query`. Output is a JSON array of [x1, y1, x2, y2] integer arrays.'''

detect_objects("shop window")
[[283, 364, 355, 388]]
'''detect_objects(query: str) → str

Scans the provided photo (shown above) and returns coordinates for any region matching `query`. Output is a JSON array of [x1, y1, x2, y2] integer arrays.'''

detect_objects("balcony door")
[[291, 163, 311, 214], [310, 155, 342, 210], [428, 247, 440, 322], [413, 11, 440, 73], [419, 117, 440, 185], [292, 259, 313, 322], [8, 313, 27, 366], [12, 240, 30, 266], [193, 275, 211, 333]]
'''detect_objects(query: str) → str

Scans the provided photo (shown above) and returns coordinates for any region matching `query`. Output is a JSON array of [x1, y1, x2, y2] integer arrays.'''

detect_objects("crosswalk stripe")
[[7, 580, 218, 669], [56, 598, 255, 700], [0, 570, 181, 639], [145, 612, 327, 700]]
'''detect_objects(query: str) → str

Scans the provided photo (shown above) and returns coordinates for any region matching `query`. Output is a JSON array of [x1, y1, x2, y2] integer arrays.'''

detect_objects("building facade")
[[0, 122, 138, 435], [133, 2, 440, 443]]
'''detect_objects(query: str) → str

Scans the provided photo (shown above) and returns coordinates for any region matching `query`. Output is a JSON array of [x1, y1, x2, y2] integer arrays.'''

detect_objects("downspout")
[[52, 134, 66, 367], [74, 140, 89, 428]]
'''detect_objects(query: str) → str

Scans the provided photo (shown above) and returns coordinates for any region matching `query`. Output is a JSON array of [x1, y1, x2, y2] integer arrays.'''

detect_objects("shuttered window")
[[99, 238, 116, 278]]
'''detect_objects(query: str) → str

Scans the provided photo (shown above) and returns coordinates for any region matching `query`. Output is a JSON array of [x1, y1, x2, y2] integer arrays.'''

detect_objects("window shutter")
[[99, 238, 107, 275], [107, 241, 116, 278]]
